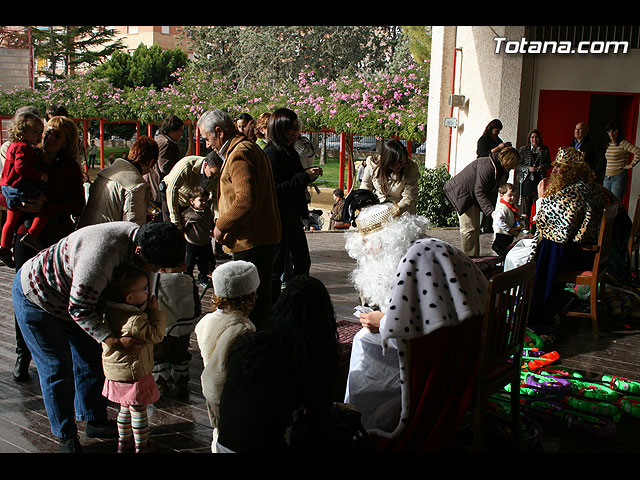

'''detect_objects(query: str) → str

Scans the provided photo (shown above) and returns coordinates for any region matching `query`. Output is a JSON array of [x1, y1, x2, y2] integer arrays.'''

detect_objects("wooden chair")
[[627, 196, 640, 280], [556, 203, 619, 338], [472, 261, 536, 452]]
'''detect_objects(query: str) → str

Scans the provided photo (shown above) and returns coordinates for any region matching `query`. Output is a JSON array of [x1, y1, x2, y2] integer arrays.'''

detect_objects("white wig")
[[345, 208, 430, 312]]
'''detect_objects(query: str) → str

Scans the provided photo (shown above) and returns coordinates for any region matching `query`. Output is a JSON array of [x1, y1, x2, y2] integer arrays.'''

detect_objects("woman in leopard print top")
[[528, 147, 614, 339]]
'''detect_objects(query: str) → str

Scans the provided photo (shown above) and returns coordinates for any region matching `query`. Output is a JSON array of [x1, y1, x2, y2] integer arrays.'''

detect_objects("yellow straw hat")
[[355, 202, 401, 235]]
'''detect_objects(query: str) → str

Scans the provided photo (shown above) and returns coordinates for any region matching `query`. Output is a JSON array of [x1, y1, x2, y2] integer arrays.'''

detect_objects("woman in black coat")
[[216, 275, 342, 453], [263, 108, 323, 302], [476, 118, 512, 157], [443, 147, 521, 257]]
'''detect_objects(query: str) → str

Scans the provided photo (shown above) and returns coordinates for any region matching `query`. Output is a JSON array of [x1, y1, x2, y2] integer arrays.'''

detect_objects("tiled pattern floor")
[[1, 228, 639, 453]]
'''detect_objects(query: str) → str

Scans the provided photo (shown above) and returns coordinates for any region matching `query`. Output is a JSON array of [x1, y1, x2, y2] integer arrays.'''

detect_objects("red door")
[[537, 90, 591, 162]]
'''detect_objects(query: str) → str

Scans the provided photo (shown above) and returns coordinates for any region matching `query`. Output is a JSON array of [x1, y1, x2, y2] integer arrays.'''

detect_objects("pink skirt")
[[102, 373, 160, 406]]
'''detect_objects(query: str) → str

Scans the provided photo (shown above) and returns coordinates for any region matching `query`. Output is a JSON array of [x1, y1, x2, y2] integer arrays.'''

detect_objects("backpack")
[[342, 189, 379, 226]]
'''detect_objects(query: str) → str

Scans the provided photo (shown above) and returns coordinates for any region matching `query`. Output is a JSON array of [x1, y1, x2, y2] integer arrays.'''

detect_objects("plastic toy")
[[561, 409, 617, 440], [602, 375, 640, 395], [524, 372, 572, 396], [563, 395, 622, 422], [616, 396, 640, 418]]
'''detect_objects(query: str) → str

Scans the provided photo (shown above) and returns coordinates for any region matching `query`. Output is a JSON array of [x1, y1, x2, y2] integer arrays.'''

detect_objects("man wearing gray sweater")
[[13, 221, 185, 453]]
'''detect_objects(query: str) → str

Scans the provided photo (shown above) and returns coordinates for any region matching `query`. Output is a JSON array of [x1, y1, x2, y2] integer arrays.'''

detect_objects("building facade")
[[426, 25, 640, 212], [110, 26, 191, 56]]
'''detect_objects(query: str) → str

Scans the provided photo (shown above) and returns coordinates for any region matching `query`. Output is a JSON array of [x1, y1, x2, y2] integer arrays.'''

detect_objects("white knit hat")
[[212, 260, 260, 298]]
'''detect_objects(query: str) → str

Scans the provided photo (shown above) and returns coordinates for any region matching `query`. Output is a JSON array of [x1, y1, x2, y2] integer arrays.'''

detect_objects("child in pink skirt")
[[101, 266, 166, 453]]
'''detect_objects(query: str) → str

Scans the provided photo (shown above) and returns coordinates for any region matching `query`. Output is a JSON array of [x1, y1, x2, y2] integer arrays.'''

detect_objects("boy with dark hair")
[[491, 182, 522, 256], [182, 186, 215, 286]]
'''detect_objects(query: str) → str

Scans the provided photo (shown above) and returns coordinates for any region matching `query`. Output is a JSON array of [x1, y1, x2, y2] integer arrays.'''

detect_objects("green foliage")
[[29, 26, 124, 83], [91, 44, 187, 90], [416, 163, 459, 228], [402, 27, 432, 64], [181, 26, 406, 89], [1, 26, 429, 138]]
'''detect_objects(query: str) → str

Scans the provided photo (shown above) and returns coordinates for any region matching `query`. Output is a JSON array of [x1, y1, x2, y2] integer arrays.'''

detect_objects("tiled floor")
[[1, 228, 639, 453]]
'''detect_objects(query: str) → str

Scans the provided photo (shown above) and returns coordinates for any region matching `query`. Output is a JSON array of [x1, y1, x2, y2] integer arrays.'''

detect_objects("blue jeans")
[[12, 273, 107, 439], [603, 170, 627, 201]]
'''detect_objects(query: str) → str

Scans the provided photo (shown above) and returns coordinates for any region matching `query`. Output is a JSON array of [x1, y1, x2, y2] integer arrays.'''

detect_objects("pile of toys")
[[486, 330, 640, 448]]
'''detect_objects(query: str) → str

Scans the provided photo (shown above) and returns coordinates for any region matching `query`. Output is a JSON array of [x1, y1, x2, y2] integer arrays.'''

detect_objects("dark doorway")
[[538, 90, 640, 208]]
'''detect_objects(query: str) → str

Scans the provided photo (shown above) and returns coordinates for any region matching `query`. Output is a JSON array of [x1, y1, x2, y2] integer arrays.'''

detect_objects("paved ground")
[[0, 227, 639, 453]]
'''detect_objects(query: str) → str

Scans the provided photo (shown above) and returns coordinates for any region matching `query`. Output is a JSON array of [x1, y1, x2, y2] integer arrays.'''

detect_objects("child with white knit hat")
[[194, 260, 260, 452]]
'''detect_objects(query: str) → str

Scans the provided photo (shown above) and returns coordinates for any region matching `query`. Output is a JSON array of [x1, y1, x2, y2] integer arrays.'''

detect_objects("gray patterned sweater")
[[19, 221, 140, 342]]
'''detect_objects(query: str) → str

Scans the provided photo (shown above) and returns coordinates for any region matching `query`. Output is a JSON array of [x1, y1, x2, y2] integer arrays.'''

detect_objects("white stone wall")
[[426, 26, 526, 175]]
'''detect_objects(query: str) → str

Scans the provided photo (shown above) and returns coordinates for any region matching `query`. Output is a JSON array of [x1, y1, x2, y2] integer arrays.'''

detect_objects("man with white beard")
[[343, 203, 488, 441]]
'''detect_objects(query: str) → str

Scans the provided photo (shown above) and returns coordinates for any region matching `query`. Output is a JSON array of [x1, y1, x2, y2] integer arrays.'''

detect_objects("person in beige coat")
[[78, 136, 158, 228], [360, 139, 419, 215], [100, 266, 166, 453], [162, 152, 221, 228]]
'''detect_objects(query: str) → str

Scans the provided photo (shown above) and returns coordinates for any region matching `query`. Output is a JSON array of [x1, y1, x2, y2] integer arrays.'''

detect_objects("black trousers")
[[233, 243, 276, 331], [271, 217, 311, 303], [492, 233, 514, 257], [185, 241, 214, 281]]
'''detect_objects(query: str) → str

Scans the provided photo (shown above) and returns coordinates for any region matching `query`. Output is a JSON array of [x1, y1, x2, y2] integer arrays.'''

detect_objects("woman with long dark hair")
[[360, 139, 419, 215], [216, 275, 341, 452], [263, 108, 322, 301], [476, 118, 512, 157]]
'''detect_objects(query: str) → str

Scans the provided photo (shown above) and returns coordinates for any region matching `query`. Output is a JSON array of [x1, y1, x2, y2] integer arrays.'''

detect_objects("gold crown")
[[554, 146, 585, 166]]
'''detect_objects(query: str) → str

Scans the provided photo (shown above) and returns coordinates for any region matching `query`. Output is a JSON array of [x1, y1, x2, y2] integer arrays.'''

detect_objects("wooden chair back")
[[595, 203, 620, 278], [473, 261, 536, 452], [557, 202, 619, 337], [478, 261, 536, 386]]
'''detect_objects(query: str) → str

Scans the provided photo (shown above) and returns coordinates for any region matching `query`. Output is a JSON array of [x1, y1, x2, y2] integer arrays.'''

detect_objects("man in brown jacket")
[[197, 109, 281, 329]]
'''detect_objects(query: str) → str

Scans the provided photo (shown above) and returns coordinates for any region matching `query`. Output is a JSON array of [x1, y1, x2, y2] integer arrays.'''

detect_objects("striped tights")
[[117, 404, 149, 451]]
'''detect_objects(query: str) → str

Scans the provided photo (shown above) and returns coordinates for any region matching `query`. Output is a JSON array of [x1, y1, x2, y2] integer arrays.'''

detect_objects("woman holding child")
[[9, 114, 86, 383]]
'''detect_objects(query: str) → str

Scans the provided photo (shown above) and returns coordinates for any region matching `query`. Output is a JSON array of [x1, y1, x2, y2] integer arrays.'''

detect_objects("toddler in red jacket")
[[0, 112, 48, 268]]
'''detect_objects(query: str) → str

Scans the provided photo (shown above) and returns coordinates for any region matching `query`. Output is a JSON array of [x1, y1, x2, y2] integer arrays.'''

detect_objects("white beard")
[[345, 213, 430, 312]]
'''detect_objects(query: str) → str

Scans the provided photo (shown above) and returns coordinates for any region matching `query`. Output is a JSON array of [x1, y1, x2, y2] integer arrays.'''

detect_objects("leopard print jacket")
[[528, 180, 607, 260]]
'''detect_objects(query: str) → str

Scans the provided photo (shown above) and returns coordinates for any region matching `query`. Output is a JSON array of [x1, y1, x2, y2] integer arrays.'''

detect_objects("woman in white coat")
[[360, 139, 419, 215]]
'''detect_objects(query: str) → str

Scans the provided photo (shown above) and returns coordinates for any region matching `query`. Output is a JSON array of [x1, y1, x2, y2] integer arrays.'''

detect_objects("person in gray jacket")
[[78, 136, 159, 227], [443, 147, 520, 257]]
